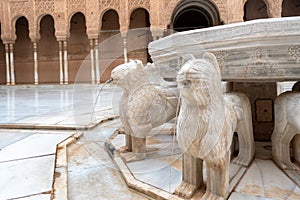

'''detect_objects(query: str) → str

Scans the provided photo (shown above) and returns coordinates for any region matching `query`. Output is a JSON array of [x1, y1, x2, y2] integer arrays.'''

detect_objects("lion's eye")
[[183, 80, 191, 87]]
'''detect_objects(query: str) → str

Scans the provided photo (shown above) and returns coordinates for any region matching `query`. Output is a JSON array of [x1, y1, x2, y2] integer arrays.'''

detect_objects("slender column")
[[33, 42, 39, 85], [63, 41, 68, 84], [90, 39, 95, 84], [59, 41, 64, 84], [123, 36, 128, 63], [5, 44, 10, 85], [95, 39, 100, 84], [9, 44, 15, 85]]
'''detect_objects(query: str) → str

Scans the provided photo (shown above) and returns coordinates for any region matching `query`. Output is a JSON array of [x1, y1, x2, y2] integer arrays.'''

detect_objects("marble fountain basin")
[[149, 17, 300, 82]]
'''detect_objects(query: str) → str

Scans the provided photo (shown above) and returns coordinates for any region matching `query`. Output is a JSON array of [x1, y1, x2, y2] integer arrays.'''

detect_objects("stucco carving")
[[100, 0, 120, 11], [110, 60, 178, 161], [129, 0, 150, 13], [67, 0, 86, 15], [175, 53, 254, 199], [272, 91, 300, 171], [35, 0, 55, 15]]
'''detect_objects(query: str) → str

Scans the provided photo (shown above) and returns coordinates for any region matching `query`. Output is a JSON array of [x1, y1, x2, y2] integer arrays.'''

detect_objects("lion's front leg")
[[204, 152, 230, 200], [273, 125, 299, 171], [175, 153, 203, 199]]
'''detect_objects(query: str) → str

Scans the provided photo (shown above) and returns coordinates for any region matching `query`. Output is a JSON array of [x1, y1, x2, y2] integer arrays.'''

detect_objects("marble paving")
[[108, 130, 300, 200], [1, 85, 300, 200], [67, 120, 150, 200], [0, 84, 121, 129], [0, 130, 73, 200]]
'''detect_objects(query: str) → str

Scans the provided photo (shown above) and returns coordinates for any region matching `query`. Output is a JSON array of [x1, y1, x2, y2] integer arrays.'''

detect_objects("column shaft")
[[59, 41, 64, 84], [5, 44, 10, 85], [95, 39, 100, 84], [123, 37, 128, 63], [9, 44, 15, 85], [63, 41, 68, 84], [90, 39, 95, 84], [33, 42, 39, 84]]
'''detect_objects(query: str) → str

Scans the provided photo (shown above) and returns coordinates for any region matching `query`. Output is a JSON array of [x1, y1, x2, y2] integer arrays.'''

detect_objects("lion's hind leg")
[[232, 95, 255, 167], [293, 134, 300, 165]]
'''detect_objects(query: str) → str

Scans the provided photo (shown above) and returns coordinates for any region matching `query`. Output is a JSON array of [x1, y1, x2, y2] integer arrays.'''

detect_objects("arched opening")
[[0, 23, 6, 84], [282, 0, 300, 17], [243, 0, 268, 21], [14, 16, 34, 84], [38, 15, 59, 83], [68, 12, 90, 83], [100, 9, 120, 41], [128, 8, 151, 64], [172, 0, 220, 32], [100, 9, 122, 82]]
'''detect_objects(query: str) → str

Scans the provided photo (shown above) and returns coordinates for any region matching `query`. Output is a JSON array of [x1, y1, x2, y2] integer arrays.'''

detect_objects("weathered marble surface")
[[0, 84, 121, 129], [149, 17, 300, 82], [175, 53, 254, 199], [272, 91, 300, 170], [0, 133, 72, 162], [67, 122, 149, 200], [0, 155, 55, 200], [235, 159, 300, 199], [110, 60, 178, 160]]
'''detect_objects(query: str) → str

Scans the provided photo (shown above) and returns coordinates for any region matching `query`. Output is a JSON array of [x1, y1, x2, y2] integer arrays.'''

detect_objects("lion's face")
[[110, 60, 143, 86], [177, 61, 211, 106]]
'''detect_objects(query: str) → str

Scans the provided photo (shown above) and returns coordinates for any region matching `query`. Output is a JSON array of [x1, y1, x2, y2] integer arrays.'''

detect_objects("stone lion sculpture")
[[175, 53, 255, 199], [110, 60, 178, 161], [272, 91, 300, 171]]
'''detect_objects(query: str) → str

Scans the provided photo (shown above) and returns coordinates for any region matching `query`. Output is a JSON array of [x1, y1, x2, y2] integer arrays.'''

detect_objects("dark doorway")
[[173, 8, 210, 31]]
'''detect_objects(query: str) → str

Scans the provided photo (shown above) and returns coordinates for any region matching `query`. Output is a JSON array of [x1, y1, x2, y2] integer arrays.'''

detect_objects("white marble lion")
[[175, 53, 255, 199], [110, 60, 178, 161], [272, 91, 300, 171]]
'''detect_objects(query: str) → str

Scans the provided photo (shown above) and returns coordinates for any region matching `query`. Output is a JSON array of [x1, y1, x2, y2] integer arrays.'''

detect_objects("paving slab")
[[18, 194, 51, 200], [0, 130, 32, 149], [229, 192, 274, 200], [0, 133, 72, 162], [0, 155, 55, 200], [127, 158, 182, 193], [235, 159, 300, 199]]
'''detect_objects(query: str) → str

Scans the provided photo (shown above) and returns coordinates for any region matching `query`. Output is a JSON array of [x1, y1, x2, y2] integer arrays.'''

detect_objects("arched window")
[[171, 0, 220, 32], [38, 15, 59, 83], [244, 0, 268, 21], [282, 0, 300, 17], [14, 16, 34, 84]]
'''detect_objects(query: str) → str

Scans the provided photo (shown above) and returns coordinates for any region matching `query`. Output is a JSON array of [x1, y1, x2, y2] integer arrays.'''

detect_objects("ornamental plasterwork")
[[288, 46, 300, 63], [100, 0, 120, 10], [128, 0, 150, 11], [10, 0, 31, 19], [236, 48, 284, 77], [35, 0, 55, 16], [67, 0, 86, 14]]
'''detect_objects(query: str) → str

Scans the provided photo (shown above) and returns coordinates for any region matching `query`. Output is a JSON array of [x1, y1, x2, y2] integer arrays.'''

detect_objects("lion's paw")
[[121, 152, 146, 163], [232, 155, 251, 167], [275, 160, 300, 171], [174, 181, 198, 199]]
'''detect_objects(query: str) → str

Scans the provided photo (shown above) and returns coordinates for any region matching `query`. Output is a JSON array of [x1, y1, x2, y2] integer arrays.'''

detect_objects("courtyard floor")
[[0, 84, 299, 200]]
